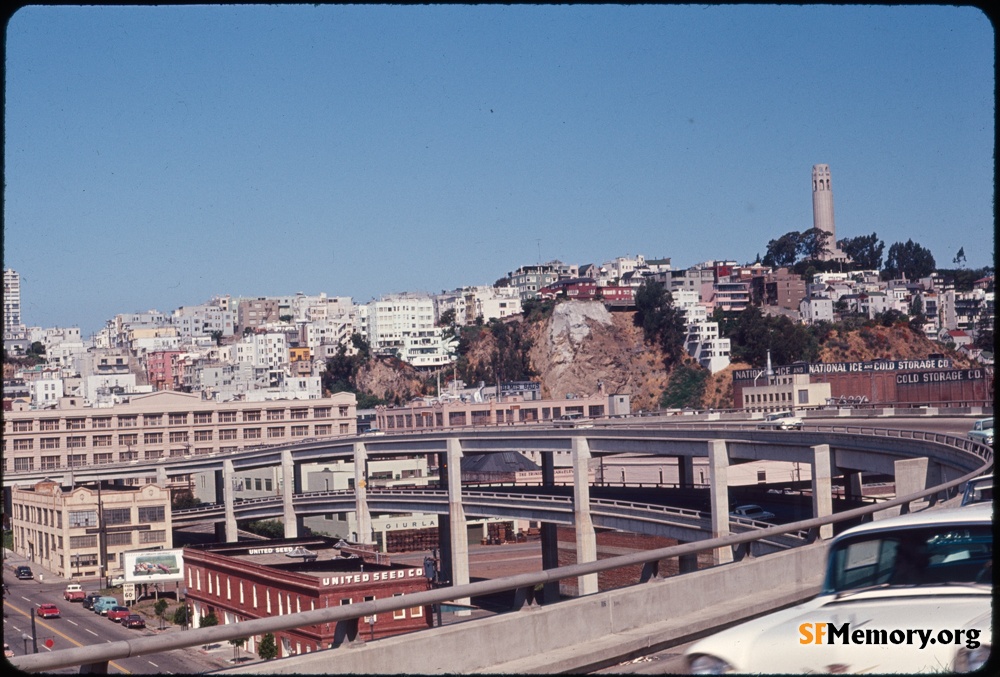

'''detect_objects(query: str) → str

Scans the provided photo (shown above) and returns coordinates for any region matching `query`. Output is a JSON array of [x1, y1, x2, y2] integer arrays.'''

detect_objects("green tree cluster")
[[660, 362, 708, 409], [726, 306, 820, 368], [884, 239, 936, 281], [633, 279, 686, 368]]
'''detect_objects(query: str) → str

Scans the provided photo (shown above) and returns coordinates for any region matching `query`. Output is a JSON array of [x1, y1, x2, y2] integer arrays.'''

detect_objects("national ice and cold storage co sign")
[[732, 358, 954, 382]]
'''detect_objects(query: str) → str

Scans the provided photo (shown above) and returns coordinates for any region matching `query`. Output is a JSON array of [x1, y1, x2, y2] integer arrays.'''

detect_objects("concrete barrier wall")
[[223, 542, 828, 675]]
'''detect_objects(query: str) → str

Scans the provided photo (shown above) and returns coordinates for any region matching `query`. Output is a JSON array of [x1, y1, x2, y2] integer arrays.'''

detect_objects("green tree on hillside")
[[633, 279, 686, 368], [762, 232, 802, 267], [838, 232, 885, 270], [884, 239, 936, 281]]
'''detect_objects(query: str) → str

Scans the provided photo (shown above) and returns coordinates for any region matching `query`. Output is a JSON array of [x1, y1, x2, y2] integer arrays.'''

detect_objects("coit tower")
[[812, 163, 835, 240]]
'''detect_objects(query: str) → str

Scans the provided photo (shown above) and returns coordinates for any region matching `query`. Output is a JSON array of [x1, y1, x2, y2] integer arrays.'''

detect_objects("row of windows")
[[12, 505, 166, 528], [189, 567, 424, 621], [4, 424, 350, 457], [7, 406, 350, 432]]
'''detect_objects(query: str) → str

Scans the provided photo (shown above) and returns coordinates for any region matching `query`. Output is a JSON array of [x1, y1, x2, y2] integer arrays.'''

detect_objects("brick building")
[[183, 537, 432, 659]]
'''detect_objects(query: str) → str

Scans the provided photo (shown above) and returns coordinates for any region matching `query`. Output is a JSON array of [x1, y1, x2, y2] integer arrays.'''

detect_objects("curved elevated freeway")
[[8, 411, 993, 675]]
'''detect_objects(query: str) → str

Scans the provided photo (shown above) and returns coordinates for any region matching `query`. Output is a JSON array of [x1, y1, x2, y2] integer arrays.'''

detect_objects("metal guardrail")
[[11, 436, 991, 673]]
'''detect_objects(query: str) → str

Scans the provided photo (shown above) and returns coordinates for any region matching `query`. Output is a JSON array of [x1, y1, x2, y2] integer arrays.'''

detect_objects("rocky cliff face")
[[528, 301, 668, 411], [349, 302, 972, 411]]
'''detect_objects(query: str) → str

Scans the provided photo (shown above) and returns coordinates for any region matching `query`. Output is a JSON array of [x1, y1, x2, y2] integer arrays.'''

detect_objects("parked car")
[[967, 417, 993, 446], [108, 574, 127, 587], [757, 411, 803, 430], [121, 614, 146, 629], [730, 504, 775, 522], [961, 474, 993, 507], [64, 583, 87, 602], [685, 502, 993, 674], [106, 606, 131, 622], [15, 565, 33, 580], [36, 603, 61, 619], [82, 592, 102, 610], [93, 596, 120, 615]]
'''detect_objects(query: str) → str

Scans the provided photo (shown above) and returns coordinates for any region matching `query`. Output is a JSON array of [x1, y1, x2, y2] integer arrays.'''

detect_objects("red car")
[[106, 606, 131, 622], [121, 614, 146, 629], [36, 603, 60, 618]]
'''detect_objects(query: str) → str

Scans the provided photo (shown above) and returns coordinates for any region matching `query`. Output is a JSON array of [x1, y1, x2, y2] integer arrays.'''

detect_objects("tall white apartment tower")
[[811, 164, 848, 262], [4, 268, 23, 331]]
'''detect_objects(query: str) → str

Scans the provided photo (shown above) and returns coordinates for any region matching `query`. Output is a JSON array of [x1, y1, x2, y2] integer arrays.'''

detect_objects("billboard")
[[123, 548, 185, 584]]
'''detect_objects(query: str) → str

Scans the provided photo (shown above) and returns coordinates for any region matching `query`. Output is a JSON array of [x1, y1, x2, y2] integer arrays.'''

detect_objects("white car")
[[757, 411, 803, 430], [967, 417, 993, 446], [730, 504, 776, 522], [685, 503, 992, 674]]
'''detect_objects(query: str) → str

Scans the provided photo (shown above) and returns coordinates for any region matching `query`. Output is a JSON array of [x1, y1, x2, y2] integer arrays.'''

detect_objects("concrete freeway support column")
[[222, 459, 238, 543], [707, 439, 733, 565], [846, 471, 863, 502], [539, 451, 560, 604], [446, 438, 471, 610], [894, 457, 940, 510], [281, 449, 299, 539], [677, 456, 695, 488], [353, 442, 373, 545], [811, 444, 834, 540], [572, 436, 598, 596]]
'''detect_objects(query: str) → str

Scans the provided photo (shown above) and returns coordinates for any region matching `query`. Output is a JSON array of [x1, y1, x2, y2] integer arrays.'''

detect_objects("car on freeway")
[[106, 605, 131, 622], [961, 474, 993, 507], [121, 614, 146, 629], [730, 504, 775, 522], [757, 411, 804, 430], [685, 502, 993, 674], [15, 565, 34, 580], [967, 417, 993, 446], [4, 642, 13, 658], [82, 592, 102, 610], [93, 596, 120, 615], [36, 603, 61, 619]]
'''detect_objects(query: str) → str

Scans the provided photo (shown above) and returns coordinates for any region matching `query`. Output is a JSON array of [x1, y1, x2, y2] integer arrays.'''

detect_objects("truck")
[[64, 583, 86, 602]]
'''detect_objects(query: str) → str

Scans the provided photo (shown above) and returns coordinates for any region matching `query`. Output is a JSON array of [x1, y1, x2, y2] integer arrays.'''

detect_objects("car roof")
[[832, 502, 993, 542]]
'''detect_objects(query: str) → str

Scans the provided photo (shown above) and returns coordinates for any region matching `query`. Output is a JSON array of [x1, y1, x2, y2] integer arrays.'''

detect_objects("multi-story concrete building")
[[799, 296, 835, 325], [459, 285, 522, 325], [10, 479, 173, 582], [172, 299, 235, 339], [507, 261, 578, 301], [4, 268, 25, 338], [236, 297, 280, 335], [2, 390, 357, 476], [365, 293, 455, 368]]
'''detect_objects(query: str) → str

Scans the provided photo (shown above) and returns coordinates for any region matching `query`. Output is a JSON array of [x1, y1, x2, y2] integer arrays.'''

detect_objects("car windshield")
[[823, 524, 992, 594]]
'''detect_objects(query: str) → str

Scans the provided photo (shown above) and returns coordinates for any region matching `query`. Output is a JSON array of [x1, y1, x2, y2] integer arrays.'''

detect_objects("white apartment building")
[[458, 285, 522, 325], [507, 261, 578, 300], [799, 297, 834, 325], [685, 321, 731, 374], [172, 300, 235, 339], [235, 331, 288, 370], [595, 254, 646, 285], [4, 268, 25, 337], [365, 293, 455, 368], [28, 373, 65, 407], [672, 289, 730, 373]]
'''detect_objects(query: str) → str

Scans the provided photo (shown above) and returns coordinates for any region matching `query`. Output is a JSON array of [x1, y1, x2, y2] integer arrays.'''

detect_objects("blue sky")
[[4, 5, 994, 337]]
